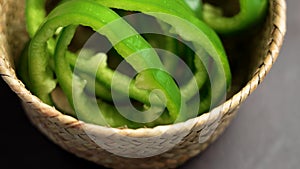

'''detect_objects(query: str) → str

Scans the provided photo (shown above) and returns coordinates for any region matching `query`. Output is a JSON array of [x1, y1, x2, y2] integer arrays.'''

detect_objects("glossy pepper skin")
[[25, 0, 183, 127], [202, 0, 269, 35], [92, 0, 232, 108], [18, 0, 243, 128]]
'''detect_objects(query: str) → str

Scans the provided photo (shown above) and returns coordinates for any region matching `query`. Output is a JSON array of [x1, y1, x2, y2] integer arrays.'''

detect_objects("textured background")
[[1, 1, 299, 168]]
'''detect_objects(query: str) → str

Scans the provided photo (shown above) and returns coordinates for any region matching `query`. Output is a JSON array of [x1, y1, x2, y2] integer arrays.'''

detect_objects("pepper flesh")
[[202, 0, 269, 34], [93, 0, 232, 112], [19, 0, 234, 128], [27, 0, 187, 127]]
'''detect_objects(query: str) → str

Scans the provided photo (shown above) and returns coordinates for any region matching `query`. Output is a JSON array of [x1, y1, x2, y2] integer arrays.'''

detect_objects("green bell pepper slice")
[[27, 0, 184, 126], [202, 0, 269, 34]]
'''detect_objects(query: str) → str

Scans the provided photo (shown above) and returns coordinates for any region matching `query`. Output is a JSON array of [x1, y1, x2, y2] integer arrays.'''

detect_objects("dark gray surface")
[[0, 1, 299, 168]]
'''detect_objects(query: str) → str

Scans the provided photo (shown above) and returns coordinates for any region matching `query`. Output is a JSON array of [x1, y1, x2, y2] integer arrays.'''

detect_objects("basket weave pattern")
[[0, 0, 286, 168]]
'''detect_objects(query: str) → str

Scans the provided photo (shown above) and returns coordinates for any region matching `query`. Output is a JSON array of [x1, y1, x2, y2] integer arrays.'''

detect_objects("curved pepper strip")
[[202, 0, 269, 34], [75, 71, 113, 102], [25, 0, 47, 38], [92, 0, 232, 113], [28, 0, 184, 124], [23, 0, 233, 127], [24, 0, 182, 112], [25, 0, 58, 63], [54, 25, 140, 127], [25, 0, 115, 103], [56, 26, 174, 128], [25, 0, 175, 106], [66, 51, 159, 106], [94, 0, 231, 83], [25, 0, 207, 102], [24, 0, 63, 104], [183, 0, 203, 19], [25, 0, 232, 117]]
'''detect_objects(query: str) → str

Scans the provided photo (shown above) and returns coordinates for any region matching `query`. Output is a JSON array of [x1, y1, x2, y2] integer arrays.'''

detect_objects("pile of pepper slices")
[[17, 0, 268, 128]]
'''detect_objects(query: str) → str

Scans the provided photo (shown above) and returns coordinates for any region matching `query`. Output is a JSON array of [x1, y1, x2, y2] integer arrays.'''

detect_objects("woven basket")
[[0, 0, 286, 168]]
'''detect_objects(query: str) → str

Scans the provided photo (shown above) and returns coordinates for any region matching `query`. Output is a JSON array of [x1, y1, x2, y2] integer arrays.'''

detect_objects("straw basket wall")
[[0, 0, 286, 168]]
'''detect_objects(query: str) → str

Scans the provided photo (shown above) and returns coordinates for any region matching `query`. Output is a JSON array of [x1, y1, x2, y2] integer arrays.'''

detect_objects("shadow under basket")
[[0, 0, 286, 168]]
